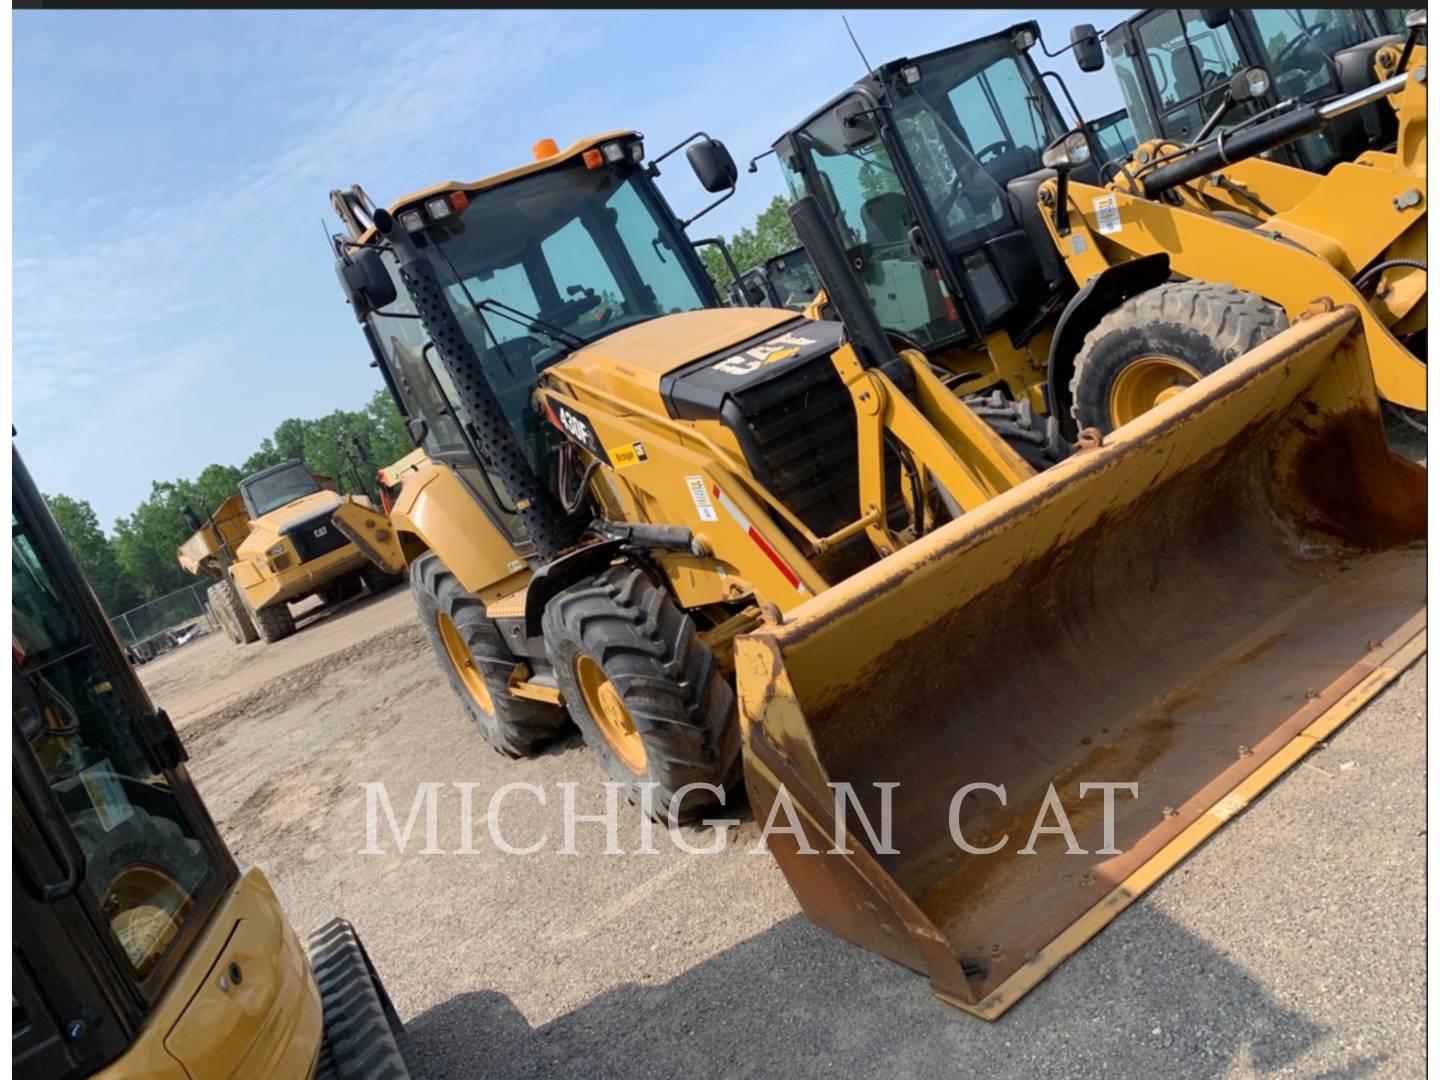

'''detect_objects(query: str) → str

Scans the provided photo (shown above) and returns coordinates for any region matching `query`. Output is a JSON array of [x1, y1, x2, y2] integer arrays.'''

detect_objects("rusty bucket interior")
[[735, 307, 1426, 1018]]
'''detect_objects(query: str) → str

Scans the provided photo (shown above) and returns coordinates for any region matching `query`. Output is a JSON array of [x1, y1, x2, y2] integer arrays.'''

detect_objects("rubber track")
[[308, 918, 418, 1080]]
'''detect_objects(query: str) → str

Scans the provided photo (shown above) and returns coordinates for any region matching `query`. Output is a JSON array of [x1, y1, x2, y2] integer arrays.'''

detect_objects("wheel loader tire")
[[209, 580, 258, 645], [308, 918, 418, 1080], [361, 562, 405, 595], [1070, 281, 1288, 434], [321, 576, 366, 607], [410, 551, 569, 757], [70, 803, 209, 974], [963, 390, 1071, 468], [543, 565, 740, 823], [254, 601, 297, 644]]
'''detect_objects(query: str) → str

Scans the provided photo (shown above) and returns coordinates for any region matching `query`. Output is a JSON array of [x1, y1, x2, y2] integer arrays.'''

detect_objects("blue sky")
[[13, 8, 1127, 529]]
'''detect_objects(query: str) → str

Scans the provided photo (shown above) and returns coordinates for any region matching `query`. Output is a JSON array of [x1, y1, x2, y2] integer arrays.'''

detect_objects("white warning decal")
[[1093, 194, 1122, 235], [685, 476, 719, 522]]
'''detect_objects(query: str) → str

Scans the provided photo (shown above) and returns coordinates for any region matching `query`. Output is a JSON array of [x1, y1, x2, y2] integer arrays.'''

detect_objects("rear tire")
[[410, 551, 569, 757], [208, 580, 258, 645], [254, 602, 296, 644], [543, 565, 740, 823], [1070, 281, 1288, 434], [361, 562, 405, 595], [963, 390, 1071, 468]]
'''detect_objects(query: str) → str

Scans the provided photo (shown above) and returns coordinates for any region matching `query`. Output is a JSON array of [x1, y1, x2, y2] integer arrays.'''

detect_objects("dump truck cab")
[[12, 446, 412, 1079], [770, 22, 1088, 411], [1089, 7, 1407, 172]]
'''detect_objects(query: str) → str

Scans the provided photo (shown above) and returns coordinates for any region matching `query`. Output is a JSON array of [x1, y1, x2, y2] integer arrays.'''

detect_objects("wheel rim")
[[1108, 355, 1203, 428], [435, 611, 494, 713], [574, 654, 646, 773]]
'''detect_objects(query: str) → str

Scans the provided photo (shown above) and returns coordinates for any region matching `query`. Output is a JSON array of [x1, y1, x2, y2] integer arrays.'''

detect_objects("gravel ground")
[[140, 419, 1427, 1080]]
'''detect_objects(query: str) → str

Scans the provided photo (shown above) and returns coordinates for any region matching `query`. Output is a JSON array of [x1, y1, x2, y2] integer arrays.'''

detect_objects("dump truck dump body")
[[735, 306, 1425, 1017]]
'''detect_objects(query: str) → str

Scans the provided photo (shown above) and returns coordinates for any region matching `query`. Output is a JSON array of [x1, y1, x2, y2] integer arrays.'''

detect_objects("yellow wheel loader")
[[1070, 8, 1418, 174], [767, 20, 1425, 437], [177, 459, 403, 645], [330, 127, 1423, 1014], [13, 447, 415, 1079]]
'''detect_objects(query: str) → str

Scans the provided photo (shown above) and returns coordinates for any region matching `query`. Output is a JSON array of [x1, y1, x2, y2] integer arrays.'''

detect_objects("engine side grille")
[[283, 509, 350, 563], [730, 362, 880, 539]]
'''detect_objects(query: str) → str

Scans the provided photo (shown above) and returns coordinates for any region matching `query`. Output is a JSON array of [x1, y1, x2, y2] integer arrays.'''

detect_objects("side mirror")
[[406, 417, 429, 446], [835, 99, 877, 148], [1071, 24, 1105, 73], [335, 247, 397, 322], [687, 138, 737, 194], [1405, 9, 1426, 30], [1202, 9, 1231, 29], [1229, 66, 1271, 103]]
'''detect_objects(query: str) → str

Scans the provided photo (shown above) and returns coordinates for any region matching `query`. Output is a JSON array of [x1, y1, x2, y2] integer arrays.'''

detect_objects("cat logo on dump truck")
[[713, 331, 818, 376]]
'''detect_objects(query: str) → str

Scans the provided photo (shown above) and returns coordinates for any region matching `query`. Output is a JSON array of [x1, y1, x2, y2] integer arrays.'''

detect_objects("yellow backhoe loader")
[[178, 459, 402, 645], [328, 126, 1423, 1015], [13, 446, 415, 1078], [767, 20, 1425, 436]]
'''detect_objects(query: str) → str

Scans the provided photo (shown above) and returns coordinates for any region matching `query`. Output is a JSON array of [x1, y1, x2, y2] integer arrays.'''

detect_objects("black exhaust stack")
[[374, 210, 574, 560]]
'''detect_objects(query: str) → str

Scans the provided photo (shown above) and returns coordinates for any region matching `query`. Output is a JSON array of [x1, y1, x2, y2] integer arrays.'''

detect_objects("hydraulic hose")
[[1354, 258, 1427, 292]]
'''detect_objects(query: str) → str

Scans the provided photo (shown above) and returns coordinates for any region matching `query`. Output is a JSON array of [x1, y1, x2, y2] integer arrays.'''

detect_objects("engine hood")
[[547, 306, 801, 414]]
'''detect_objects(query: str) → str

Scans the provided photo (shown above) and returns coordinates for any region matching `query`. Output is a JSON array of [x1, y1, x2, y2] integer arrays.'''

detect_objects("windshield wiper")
[[472, 297, 588, 350]]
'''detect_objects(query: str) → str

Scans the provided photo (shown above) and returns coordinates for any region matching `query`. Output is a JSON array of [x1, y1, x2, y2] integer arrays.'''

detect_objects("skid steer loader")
[[767, 20, 1425, 436], [12, 446, 416, 1078], [330, 127, 1423, 1013], [177, 459, 403, 645]]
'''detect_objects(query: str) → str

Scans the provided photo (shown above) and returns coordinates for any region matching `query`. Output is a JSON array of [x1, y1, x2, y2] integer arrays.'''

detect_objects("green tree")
[[698, 195, 802, 294], [43, 493, 142, 615]]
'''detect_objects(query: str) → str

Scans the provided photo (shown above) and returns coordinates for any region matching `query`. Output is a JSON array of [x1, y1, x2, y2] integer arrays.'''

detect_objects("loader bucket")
[[734, 306, 1425, 1019]]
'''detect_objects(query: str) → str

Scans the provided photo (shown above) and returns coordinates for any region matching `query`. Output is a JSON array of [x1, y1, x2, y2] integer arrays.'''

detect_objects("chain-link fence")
[[110, 579, 218, 650]]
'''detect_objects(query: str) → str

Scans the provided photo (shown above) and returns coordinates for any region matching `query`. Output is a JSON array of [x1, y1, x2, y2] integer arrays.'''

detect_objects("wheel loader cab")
[[771, 25, 1084, 360], [1101, 8, 1402, 172]]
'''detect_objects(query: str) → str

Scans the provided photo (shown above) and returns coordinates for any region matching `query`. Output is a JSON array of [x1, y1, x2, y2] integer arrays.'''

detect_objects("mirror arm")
[[1053, 170, 1071, 235], [644, 130, 711, 178], [1194, 90, 1237, 144], [690, 234, 746, 296], [680, 185, 735, 229]]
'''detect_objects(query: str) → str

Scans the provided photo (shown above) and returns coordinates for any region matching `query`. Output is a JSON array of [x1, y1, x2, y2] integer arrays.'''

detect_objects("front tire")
[[361, 562, 405, 595], [410, 551, 569, 757], [1070, 281, 1288, 434], [254, 601, 297, 644], [543, 565, 740, 823]]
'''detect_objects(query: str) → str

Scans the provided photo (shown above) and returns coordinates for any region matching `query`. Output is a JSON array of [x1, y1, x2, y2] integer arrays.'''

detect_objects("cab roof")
[[354, 129, 640, 245]]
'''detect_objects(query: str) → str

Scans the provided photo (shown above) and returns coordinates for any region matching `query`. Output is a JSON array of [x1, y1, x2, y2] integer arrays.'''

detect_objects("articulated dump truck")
[[14, 447, 415, 1079], [328, 129, 1424, 1017], [177, 459, 402, 645]]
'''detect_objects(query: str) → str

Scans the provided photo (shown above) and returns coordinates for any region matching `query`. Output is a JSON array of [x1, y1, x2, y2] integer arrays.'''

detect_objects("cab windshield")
[[239, 461, 321, 518], [405, 160, 711, 468]]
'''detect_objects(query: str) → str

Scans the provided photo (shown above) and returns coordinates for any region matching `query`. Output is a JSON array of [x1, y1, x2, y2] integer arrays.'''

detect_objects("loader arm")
[[1040, 172, 1426, 410]]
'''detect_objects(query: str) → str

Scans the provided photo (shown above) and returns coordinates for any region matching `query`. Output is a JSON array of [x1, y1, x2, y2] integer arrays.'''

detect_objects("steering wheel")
[[1272, 34, 1315, 71], [535, 292, 602, 330], [973, 139, 1014, 165]]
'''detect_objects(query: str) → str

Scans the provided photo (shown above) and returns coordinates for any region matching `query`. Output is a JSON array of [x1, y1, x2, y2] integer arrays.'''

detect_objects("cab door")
[[12, 447, 237, 1079]]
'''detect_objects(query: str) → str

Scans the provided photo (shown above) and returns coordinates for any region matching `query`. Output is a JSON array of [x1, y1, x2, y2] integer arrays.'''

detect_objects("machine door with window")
[[13, 448, 234, 1079], [1113, 9, 1251, 145]]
